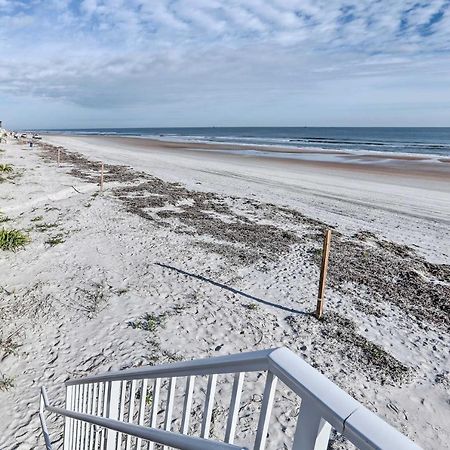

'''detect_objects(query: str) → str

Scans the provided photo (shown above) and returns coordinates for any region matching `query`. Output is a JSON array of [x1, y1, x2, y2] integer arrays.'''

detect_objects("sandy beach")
[[0, 134, 449, 449]]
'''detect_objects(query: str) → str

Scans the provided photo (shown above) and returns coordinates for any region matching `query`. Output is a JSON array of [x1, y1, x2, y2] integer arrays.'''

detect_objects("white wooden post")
[[63, 386, 73, 450], [125, 380, 137, 450], [181, 376, 195, 434], [116, 381, 126, 448], [88, 383, 98, 450], [200, 374, 217, 439], [136, 379, 148, 449], [163, 377, 177, 450], [106, 381, 121, 450], [148, 378, 161, 450], [94, 382, 104, 450], [225, 372, 245, 444], [292, 397, 332, 450], [75, 384, 82, 450], [254, 372, 278, 450]]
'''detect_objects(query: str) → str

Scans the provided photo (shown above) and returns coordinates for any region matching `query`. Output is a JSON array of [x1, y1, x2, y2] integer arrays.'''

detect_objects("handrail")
[[268, 348, 421, 449], [41, 346, 421, 450], [39, 388, 53, 450], [41, 387, 247, 450], [65, 348, 273, 386], [268, 347, 360, 433]]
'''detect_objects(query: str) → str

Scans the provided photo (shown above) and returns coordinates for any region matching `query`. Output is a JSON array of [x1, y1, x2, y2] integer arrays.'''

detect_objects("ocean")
[[40, 127, 450, 157]]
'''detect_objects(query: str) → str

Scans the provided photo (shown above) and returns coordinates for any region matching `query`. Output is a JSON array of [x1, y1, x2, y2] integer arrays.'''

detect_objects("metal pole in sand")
[[316, 229, 332, 319], [100, 162, 104, 192]]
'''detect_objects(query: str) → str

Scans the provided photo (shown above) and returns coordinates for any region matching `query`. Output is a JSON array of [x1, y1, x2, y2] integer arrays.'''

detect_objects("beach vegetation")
[[0, 335, 21, 357], [246, 303, 259, 310], [128, 313, 166, 332], [78, 283, 107, 318], [0, 164, 13, 173], [0, 228, 30, 251], [31, 215, 43, 222], [0, 212, 10, 223], [34, 222, 58, 232], [45, 235, 65, 246], [0, 375, 14, 392]]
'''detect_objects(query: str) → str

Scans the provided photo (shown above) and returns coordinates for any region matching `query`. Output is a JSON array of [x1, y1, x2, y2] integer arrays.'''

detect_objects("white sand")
[[0, 135, 449, 449]]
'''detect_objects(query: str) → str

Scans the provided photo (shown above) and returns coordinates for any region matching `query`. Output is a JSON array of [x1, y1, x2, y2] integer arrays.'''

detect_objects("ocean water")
[[41, 127, 450, 157]]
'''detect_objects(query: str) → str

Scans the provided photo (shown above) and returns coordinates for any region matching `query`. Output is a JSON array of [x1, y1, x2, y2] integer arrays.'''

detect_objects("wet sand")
[[82, 135, 450, 181]]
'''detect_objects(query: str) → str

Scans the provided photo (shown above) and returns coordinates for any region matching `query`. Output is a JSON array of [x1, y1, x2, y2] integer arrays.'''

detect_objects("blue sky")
[[1, 0, 450, 128]]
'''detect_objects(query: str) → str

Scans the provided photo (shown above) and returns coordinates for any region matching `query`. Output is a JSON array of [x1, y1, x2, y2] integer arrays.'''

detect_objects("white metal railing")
[[40, 347, 421, 450]]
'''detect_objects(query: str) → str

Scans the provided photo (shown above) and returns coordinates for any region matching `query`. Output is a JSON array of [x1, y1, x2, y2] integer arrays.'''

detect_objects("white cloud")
[[0, 0, 449, 127]]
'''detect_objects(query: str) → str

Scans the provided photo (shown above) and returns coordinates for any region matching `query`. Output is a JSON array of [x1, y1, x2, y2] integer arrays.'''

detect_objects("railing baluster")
[[136, 379, 148, 449], [63, 385, 73, 450], [102, 382, 110, 449], [84, 384, 93, 450], [94, 382, 104, 450], [89, 383, 98, 450], [81, 384, 88, 449], [254, 372, 278, 450], [75, 384, 82, 450], [66, 385, 75, 450], [200, 374, 217, 439], [125, 380, 137, 450], [116, 381, 126, 448], [225, 372, 245, 444], [163, 377, 177, 450], [292, 397, 331, 450], [148, 378, 161, 450], [180, 376, 195, 435], [84, 384, 90, 449], [106, 380, 121, 450], [76, 384, 83, 450], [40, 348, 420, 450], [80, 384, 86, 450]]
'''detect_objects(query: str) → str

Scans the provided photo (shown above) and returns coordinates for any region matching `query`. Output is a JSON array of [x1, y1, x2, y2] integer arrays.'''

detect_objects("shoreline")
[[44, 132, 450, 161], [46, 134, 450, 182]]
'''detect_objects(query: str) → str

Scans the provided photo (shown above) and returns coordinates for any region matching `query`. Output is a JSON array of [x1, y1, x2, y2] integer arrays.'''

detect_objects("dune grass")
[[45, 235, 65, 246], [34, 222, 58, 232], [0, 163, 13, 173], [0, 375, 14, 392], [0, 228, 30, 251], [0, 211, 10, 223]]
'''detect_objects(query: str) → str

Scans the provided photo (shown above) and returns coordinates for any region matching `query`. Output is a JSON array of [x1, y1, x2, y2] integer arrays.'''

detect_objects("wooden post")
[[100, 162, 104, 192], [316, 229, 331, 319], [57, 148, 61, 167]]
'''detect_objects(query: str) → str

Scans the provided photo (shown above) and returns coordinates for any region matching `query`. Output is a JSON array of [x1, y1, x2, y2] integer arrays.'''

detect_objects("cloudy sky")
[[1, 0, 450, 129]]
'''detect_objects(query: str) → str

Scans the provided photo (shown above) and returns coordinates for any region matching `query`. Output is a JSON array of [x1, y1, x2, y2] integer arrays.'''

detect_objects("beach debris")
[[286, 313, 411, 385], [37, 142, 450, 330]]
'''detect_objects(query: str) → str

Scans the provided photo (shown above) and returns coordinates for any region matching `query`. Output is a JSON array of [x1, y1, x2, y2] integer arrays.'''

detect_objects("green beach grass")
[[0, 228, 30, 251]]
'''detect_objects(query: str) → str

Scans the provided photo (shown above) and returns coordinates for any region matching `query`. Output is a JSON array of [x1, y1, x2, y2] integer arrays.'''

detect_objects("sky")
[[0, 0, 450, 129]]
